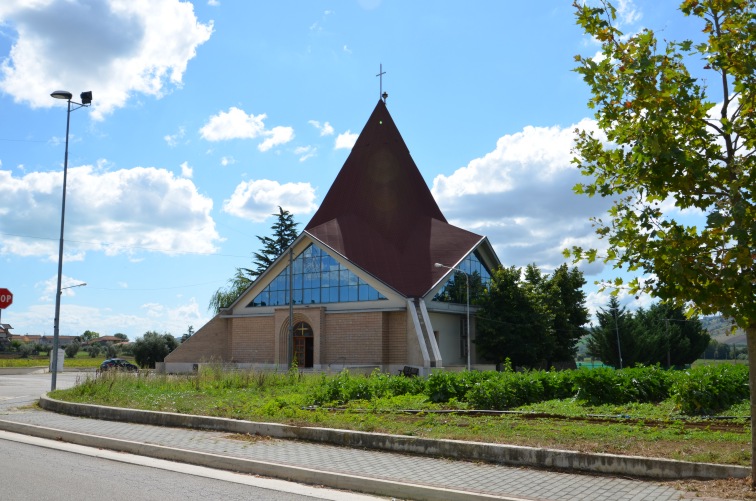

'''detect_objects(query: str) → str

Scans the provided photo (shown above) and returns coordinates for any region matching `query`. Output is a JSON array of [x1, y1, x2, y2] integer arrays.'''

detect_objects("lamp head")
[[80, 91, 92, 105], [434, 263, 444, 268], [51, 90, 72, 101]]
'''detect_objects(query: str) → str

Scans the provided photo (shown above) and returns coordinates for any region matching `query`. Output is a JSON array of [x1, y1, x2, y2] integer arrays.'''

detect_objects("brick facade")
[[165, 315, 230, 363], [230, 316, 275, 363], [169, 308, 410, 370]]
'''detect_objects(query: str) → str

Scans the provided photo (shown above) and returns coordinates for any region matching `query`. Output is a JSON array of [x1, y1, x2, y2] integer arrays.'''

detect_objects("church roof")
[[305, 99, 484, 298]]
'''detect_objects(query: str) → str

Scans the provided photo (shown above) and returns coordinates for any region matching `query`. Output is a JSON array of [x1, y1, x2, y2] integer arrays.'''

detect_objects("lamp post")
[[434, 262, 471, 371], [50, 90, 92, 391]]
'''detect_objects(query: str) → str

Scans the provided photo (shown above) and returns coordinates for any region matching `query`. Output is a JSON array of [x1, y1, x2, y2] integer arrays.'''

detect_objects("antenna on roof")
[[376, 63, 387, 102]]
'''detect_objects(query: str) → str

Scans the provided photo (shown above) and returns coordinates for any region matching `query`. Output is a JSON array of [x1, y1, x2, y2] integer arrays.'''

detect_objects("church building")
[[164, 99, 501, 374]]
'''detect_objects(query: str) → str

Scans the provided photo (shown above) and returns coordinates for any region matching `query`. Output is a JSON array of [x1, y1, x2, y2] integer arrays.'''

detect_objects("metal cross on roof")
[[376, 63, 387, 102]]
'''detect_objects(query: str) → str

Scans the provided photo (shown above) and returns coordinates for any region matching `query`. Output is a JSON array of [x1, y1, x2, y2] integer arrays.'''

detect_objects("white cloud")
[[334, 130, 358, 150], [164, 127, 186, 147], [38, 274, 87, 302], [14, 296, 208, 338], [223, 179, 317, 222], [295, 146, 317, 162], [0, 162, 221, 259], [200, 107, 294, 151], [432, 118, 612, 275], [208, 0, 220, 6], [200, 107, 267, 141], [616, 0, 641, 27], [179, 161, 193, 178], [0, 0, 213, 120], [258, 126, 294, 152], [308, 120, 334, 136], [220, 156, 236, 166]]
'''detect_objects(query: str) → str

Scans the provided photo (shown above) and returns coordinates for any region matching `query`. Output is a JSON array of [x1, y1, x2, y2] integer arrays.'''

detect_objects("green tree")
[[88, 344, 102, 358], [543, 264, 590, 366], [64, 341, 80, 359], [79, 330, 99, 343], [180, 325, 195, 343], [634, 303, 711, 367], [104, 342, 118, 359], [209, 207, 299, 313], [571, 0, 756, 481], [132, 331, 178, 369], [476, 266, 553, 368], [586, 296, 641, 368], [248, 206, 299, 278], [18, 342, 34, 358], [113, 333, 128, 341]]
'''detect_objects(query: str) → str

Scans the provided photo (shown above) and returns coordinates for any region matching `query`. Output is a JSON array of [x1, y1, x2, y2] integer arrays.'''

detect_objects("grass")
[[51, 367, 752, 467], [0, 354, 133, 368]]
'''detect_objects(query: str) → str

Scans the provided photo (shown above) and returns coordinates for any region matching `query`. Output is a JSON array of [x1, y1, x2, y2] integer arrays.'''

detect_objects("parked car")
[[100, 358, 138, 372]]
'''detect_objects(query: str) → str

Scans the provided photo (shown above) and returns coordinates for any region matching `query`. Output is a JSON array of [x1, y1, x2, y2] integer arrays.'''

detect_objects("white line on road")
[[0, 430, 388, 501]]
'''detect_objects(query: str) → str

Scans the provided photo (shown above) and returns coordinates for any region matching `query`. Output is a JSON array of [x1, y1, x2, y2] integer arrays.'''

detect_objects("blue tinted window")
[[246, 243, 386, 307], [433, 250, 491, 304]]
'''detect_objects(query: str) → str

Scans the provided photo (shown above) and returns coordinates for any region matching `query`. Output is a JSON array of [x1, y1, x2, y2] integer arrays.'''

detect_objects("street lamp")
[[50, 90, 92, 391], [435, 262, 471, 371]]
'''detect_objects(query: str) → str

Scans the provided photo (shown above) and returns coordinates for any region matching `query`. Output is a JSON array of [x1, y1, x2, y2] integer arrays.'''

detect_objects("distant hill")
[[700, 315, 746, 345]]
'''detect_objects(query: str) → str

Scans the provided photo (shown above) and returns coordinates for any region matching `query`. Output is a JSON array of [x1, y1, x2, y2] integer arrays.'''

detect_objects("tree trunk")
[[747, 323, 756, 489]]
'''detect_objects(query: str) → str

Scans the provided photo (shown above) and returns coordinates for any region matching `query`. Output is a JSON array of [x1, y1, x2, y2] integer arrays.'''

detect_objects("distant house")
[[165, 99, 501, 375], [0, 324, 12, 347], [9, 334, 79, 347], [85, 336, 127, 346]]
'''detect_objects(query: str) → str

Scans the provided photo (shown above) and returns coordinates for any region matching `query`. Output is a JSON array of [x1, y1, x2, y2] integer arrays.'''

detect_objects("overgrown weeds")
[[51, 364, 752, 465]]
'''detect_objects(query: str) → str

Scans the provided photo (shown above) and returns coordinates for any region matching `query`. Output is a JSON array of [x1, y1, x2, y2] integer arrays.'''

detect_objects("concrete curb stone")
[[38, 394, 748, 481]]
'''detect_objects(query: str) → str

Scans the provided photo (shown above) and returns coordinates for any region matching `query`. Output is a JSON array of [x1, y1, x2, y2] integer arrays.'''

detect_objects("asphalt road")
[[0, 371, 85, 410], [0, 431, 383, 501], [0, 374, 386, 501]]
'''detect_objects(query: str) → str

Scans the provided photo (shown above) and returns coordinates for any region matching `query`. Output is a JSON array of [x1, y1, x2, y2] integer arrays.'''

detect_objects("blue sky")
[[0, 1, 701, 340]]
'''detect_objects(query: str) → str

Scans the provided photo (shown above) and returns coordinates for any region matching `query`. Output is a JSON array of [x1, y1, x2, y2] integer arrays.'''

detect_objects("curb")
[[0, 418, 522, 501], [36, 395, 749, 481]]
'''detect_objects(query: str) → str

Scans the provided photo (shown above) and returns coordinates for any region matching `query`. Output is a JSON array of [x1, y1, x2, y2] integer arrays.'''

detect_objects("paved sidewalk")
[[0, 406, 695, 501]]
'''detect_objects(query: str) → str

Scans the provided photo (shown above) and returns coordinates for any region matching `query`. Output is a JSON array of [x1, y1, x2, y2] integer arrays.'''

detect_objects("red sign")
[[0, 288, 12, 309]]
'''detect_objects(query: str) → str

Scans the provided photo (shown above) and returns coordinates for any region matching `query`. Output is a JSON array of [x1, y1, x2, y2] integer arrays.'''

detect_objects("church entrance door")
[[293, 321, 314, 368]]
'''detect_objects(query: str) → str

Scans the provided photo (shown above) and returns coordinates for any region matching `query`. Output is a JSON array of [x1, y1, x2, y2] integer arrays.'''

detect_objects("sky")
[[0, 0, 705, 341]]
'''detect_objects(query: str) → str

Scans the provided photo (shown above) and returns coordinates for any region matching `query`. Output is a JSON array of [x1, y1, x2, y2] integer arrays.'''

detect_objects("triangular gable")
[[306, 100, 485, 298], [245, 242, 387, 307]]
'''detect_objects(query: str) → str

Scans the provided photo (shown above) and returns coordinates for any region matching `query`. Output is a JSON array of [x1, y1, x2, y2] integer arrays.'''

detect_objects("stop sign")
[[0, 288, 12, 309]]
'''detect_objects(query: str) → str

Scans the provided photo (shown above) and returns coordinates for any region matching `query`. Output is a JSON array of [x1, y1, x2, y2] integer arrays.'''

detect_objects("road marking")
[[0, 431, 386, 501]]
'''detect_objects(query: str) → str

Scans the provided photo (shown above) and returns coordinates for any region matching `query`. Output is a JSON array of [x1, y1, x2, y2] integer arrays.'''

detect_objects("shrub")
[[671, 364, 750, 415], [17, 342, 34, 358], [64, 341, 80, 359], [132, 331, 178, 368], [425, 370, 487, 403]]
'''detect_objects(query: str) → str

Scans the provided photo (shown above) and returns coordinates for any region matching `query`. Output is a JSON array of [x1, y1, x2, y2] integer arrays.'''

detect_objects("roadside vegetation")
[[52, 363, 751, 466]]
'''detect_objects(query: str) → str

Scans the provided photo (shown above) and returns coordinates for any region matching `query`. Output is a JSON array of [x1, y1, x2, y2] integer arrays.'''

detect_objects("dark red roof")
[[305, 100, 483, 297]]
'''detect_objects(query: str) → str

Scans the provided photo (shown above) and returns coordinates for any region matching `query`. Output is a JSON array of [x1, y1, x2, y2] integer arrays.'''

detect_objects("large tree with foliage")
[[248, 206, 299, 278], [476, 264, 588, 369], [634, 303, 711, 367], [539, 264, 590, 366], [132, 331, 178, 369], [477, 266, 552, 368], [570, 0, 756, 482], [586, 296, 640, 368], [209, 207, 299, 313]]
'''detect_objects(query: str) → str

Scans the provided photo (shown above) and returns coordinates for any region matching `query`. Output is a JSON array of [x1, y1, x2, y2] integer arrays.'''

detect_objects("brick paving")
[[0, 408, 688, 500]]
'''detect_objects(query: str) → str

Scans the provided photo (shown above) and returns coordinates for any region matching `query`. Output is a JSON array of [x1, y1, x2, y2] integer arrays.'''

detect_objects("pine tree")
[[247, 207, 299, 279], [586, 296, 639, 369], [209, 207, 299, 313]]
